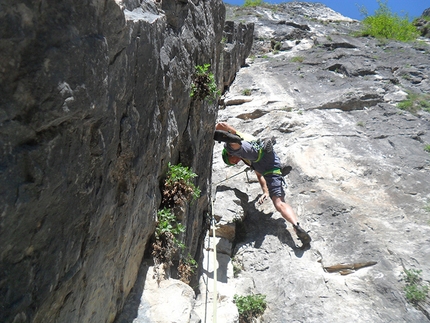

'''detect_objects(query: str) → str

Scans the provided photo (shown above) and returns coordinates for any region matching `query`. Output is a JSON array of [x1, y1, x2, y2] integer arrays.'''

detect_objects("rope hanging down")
[[208, 167, 251, 322], [211, 211, 217, 323], [213, 167, 251, 186]]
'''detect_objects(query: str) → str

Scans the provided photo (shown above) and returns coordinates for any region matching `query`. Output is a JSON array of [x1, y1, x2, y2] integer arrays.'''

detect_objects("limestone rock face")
[[134, 266, 196, 323], [200, 3, 430, 323], [222, 21, 254, 89], [0, 0, 256, 322]]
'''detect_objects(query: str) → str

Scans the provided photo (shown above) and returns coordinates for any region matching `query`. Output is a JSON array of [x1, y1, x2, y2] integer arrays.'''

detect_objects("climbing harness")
[[250, 139, 265, 162], [262, 167, 282, 176]]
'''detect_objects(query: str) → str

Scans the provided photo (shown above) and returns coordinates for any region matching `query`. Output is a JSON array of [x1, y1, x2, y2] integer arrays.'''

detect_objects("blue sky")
[[223, 0, 429, 20]]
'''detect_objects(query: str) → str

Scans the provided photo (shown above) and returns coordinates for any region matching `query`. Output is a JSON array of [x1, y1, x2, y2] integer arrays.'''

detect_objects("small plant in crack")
[[190, 64, 220, 103], [152, 163, 201, 284], [178, 253, 198, 285], [397, 91, 430, 114], [234, 293, 267, 323], [270, 40, 282, 51], [402, 268, 429, 305], [242, 88, 252, 96], [155, 208, 186, 239], [291, 56, 304, 63], [162, 162, 201, 208], [152, 207, 185, 282]]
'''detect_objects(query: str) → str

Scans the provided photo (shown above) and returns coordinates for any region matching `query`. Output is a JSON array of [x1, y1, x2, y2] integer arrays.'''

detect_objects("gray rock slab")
[[208, 3, 430, 322]]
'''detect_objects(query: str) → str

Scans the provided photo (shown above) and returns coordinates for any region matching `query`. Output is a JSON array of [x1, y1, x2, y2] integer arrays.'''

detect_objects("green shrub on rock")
[[397, 92, 430, 114], [234, 294, 267, 322], [403, 268, 429, 304], [357, 0, 419, 41], [152, 163, 201, 283], [244, 0, 263, 7]]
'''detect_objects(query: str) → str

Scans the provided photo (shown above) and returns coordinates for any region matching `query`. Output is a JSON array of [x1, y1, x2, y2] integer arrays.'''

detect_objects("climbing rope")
[[211, 211, 217, 323], [206, 167, 251, 322], [213, 167, 251, 185]]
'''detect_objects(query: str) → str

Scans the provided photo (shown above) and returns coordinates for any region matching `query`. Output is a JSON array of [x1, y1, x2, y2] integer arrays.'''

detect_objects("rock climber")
[[213, 122, 312, 248]]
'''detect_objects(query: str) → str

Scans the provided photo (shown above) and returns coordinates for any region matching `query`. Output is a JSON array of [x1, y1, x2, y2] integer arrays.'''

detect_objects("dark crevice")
[[110, 47, 126, 66]]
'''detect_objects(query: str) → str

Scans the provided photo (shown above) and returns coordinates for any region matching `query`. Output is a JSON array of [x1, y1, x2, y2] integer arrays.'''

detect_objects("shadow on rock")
[[233, 195, 309, 256], [113, 260, 150, 323]]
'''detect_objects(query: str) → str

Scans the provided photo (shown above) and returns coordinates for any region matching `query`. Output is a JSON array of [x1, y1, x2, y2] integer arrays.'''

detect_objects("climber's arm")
[[255, 171, 269, 204]]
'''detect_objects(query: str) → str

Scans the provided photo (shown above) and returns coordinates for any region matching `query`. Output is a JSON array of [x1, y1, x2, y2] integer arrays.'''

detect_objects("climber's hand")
[[258, 193, 269, 205]]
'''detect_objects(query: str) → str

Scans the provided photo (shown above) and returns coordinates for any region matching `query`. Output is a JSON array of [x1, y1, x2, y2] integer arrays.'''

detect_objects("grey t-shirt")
[[225, 141, 285, 197], [224, 141, 281, 174]]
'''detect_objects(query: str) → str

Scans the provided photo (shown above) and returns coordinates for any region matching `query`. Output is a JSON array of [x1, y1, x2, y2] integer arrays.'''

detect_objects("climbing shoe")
[[280, 164, 292, 176], [294, 223, 312, 247], [214, 130, 242, 144]]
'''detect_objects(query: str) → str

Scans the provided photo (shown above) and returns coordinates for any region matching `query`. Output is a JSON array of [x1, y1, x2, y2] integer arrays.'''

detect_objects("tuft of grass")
[[397, 92, 430, 114], [421, 101, 430, 112], [424, 144, 430, 153], [242, 88, 252, 96], [291, 56, 304, 63], [271, 40, 282, 51], [403, 269, 429, 304], [356, 0, 419, 41]]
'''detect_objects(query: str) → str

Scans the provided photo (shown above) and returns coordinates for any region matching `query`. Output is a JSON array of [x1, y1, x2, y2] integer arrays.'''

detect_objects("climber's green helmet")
[[222, 148, 235, 166]]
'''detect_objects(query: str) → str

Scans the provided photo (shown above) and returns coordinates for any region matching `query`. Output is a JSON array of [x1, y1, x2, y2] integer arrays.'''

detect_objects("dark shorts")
[[265, 175, 286, 198]]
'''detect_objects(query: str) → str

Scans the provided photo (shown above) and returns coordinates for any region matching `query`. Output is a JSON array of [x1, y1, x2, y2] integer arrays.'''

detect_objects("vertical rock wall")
[[222, 20, 254, 89], [0, 0, 237, 322]]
